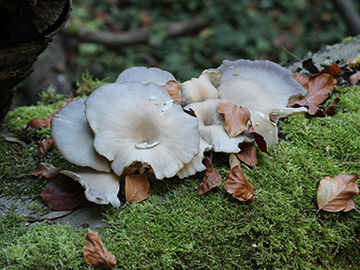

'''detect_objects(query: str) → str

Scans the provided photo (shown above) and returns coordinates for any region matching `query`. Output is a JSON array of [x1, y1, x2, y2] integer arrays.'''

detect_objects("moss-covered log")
[[0, 0, 71, 120]]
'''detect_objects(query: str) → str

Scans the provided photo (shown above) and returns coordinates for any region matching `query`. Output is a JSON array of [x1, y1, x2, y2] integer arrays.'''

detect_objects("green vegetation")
[[69, 0, 348, 82], [1, 85, 360, 269]]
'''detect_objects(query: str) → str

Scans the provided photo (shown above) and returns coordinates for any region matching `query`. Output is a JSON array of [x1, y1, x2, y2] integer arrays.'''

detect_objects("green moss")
[[3, 105, 58, 131], [1, 85, 360, 269], [0, 221, 87, 269]]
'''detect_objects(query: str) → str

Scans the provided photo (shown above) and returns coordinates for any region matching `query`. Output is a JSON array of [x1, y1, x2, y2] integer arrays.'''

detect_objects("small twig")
[[281, 46, 302, 62]]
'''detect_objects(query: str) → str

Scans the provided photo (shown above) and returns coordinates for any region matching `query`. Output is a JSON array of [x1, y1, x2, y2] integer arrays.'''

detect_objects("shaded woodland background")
[[16, 0, 360, 105]]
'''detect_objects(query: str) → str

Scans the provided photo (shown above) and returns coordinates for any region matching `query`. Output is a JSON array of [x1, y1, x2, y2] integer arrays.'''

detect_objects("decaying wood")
[[0, 0, 72, 120]]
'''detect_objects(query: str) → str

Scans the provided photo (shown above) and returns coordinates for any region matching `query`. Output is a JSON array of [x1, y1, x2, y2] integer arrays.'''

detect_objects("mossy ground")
[[0, 85, 360, 269]]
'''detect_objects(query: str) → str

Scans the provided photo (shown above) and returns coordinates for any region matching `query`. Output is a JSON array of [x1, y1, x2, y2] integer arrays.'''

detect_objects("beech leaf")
[[83, 229, 116, 270], [217, 102, 250, 137], [225, 164, 254, 202], [317, 174, 359, 213], [198, 157, 222, 195], [31, 163, 62, 179], [289, 73, 337, 115], [125, 174, 150, 203], [37, 137, 55, 159], [41, 175, 90, 210], [162, 80, 182, 103], [237, 142, 257, 166]]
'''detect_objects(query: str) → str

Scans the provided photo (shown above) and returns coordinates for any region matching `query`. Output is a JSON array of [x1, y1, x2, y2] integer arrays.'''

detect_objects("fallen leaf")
[[293, 72, 310, 89], [41, 174, 90, 210], [83, 229, 116, 270], [237, 142, 257, 166], [248, 125, 270, 155], [217, 102, 250, 137], [25, 118, 51, 129], [162, 80, 182, 103], [317, 174, 359, 213], [198, 157, 222, 195], [24, 98, 75, 129], [37, 137, 54, 159], [31, 163, 62, 178], [318, 63, 341, 77], [289, 73, 337, 115], [4, 136, 25, 145], [323, 97, 340, 116], [125, 174, 150, 203], [349, 71, 360, 85], [26, 210, 73, 222], [225, 164, 254, 202]]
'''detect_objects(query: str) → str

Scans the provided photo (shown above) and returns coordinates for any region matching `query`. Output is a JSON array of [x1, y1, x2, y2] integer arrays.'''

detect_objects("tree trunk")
[[0, 0, 72, 120]]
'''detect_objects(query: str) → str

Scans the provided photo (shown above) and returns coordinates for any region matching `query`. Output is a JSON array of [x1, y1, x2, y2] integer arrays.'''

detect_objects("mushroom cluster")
[[51, 60, 307, 207]]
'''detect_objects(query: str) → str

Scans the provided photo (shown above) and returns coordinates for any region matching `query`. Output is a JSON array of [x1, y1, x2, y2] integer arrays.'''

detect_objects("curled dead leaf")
[[237, 142, 257, 166], [31, 163, 62, 179], [162, 80, 182, 103], [41, 174, 89, 210], [317, 174, 359, 213], [217, 102, 250, 138], [289, 73, 337, 115], [125, 174, 150, 203], [198, 157, 222, 195], [37, 137, 55, 159], [225, 164, 254, 202], [83, 229, 116, 270]]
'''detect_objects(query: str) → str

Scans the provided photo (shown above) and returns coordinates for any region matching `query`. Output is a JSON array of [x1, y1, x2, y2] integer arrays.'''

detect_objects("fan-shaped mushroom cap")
[[180, 70, 221, 105], [61, 167, 121, 207], [177, 138, 213, 179], [51, 98, 111, 172], [214, 59, 307, 146], [115, 66, 177, 86], [85, 82, 200, 180], [184, 99, 254, 153]]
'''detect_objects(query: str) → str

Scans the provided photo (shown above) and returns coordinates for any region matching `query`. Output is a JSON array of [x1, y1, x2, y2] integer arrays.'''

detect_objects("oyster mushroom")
[[115, 66, 177, 86], [61, 167, 121, 207], [214, 59, 307, 147], [180, 70, 222, 105], [184, 99, 254, 153], [51, 98, 111, 172], [177, 138, 213, 179], [85, 82, 201, 180]]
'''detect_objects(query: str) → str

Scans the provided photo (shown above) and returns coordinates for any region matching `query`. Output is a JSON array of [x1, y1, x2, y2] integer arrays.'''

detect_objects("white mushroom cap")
[[85, 82, 200, 180], [61, 167, 121, 208], [184, 99, 254, 153], [51, 98, 111, 172], [177, 138, 213, 179], [115, 66, 178, 86], [180, 70, 221, 105], [214, 59, 307, 146]]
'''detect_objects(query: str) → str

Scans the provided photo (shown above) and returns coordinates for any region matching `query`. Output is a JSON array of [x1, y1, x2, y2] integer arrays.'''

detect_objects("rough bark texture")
[[0, 0, 72, 120]]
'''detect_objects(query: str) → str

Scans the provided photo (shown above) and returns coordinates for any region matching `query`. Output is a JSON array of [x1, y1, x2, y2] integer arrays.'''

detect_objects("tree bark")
[[0, 0, 72, 120]]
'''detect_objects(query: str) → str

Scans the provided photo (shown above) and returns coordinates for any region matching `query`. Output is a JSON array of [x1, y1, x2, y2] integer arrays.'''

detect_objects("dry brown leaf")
[[125, 174, 150, 203], [162, 80, 182, 103], [323, 97, 340, 117], [41, 175, 89, 210], [349, 71, 360, 85], [225, 164, 254, 202], [237, 142, 257, 166], [31, 163, 62, 178], [83, 229, 116, 270], [37, 137, 55, 159], [289, 73, 337, 115], [217, 102, 250, 138], [317, 174, 359, 213], [198, 157, 222, 195], [317, 63, 341, 77]]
